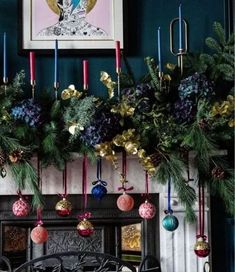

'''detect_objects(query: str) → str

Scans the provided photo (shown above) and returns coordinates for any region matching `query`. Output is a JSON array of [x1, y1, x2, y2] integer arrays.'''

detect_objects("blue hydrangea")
[[11, 99, 42, 127], [178, 72, 214, 101], [172, 99, 195, 124]]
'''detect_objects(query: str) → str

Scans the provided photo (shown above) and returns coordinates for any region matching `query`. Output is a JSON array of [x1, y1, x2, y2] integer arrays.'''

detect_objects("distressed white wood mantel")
[[0, 152, 225, 272]]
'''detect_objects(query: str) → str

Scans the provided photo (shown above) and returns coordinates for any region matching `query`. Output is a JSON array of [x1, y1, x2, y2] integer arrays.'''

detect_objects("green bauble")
[[162, 214, 179, 231]]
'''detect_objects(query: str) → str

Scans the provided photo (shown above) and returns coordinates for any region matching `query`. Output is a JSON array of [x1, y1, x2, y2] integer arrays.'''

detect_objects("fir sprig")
[[154, 153, 197, 222], [10, 161, 44, 208], [210, 169, 234, 215]]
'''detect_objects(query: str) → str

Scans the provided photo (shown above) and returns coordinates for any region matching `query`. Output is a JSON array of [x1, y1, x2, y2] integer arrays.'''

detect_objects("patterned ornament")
[[117, 193, 134, 212], [162, 214, 179, 231], [138, 200, 156, 219], [91, 183, 107, 200], [12, 197, 30, 217], [194, 236, 210, 258], [211, 166, 225, 180], [55, 197, 72, 217], [77, 218, 94, 237], [30, 225, 48, 244]]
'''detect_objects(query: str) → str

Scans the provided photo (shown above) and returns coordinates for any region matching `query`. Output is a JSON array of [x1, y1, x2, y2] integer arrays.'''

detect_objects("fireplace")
[[0, 194, 159, 269]]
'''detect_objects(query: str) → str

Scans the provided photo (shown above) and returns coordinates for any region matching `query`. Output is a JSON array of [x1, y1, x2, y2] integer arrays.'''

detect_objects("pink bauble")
[[12, 198, 30, 217], [117, 193, 134, 212], [31, 225, 48, 244], [138, 200, 156, 219]]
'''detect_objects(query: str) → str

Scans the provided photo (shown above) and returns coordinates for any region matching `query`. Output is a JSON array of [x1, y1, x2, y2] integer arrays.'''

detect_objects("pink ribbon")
[[35, 208, 43, 226]]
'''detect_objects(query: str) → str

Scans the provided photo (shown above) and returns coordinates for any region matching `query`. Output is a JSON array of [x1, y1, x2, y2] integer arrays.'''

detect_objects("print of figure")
[[38, 0, 107, 37]]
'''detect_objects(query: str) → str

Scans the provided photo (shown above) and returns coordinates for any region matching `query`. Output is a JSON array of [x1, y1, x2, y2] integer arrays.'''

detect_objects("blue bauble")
[[91, 184, 107, 200], [162, 214, 179, 231]]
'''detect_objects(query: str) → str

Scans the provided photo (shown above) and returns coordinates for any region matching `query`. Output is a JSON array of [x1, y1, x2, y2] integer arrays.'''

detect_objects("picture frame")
[[18, 0, 124, 54]]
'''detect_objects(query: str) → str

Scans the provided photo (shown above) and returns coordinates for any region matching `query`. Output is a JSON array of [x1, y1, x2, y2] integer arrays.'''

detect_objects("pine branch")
[[154, 153, 197, 222], [10, 161, 44, 209], [210, 169, 234, 215]]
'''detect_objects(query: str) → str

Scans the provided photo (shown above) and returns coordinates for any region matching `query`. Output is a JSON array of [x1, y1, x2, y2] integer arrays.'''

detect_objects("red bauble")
[[12, 198, 30, 217], [117, 193, 134, 212], [55, 197, 72, 217], [194, 237, 210, 258], [77, 219, 94, 237], [138, 200, 156, 219], [31, 225, 48, 244]]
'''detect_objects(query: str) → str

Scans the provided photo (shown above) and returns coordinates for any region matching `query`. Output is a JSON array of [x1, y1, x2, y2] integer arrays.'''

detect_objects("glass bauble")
[[31, 225, 48, 244], [55, 197, 72, 217], [138, 200, 156, 219], [12, 198, 30, 217], [162, 214, 179, 231], [117, 193, 134, 212], [77, 219, 94, 237]]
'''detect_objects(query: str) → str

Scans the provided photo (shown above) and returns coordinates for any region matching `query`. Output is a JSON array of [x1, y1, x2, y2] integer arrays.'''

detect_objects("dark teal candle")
[[3, 32, 7, 81], [54, 39, 58, 85], [157, 27, 162, 73], [179, 4, 183, 50]]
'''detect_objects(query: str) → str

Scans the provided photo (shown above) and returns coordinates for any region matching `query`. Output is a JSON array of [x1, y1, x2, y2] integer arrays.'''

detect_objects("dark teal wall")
[[0, 0, 225, 97]]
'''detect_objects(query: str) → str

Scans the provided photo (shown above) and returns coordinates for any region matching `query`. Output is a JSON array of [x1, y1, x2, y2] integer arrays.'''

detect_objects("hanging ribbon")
[[163, 178, 173, 214], [117, 151, 134, 192], [37, 155, 42, 191], [82, 154, 88, 211], [91, 157, 107, 186], [58, 163, 68, 198], [197, 181, 206, 239], [36, 207, 43, 226], [141, 171, 150, 199]]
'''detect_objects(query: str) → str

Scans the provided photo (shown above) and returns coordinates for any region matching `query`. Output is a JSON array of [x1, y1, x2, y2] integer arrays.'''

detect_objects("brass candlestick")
[[54, 82, 59, 100], [3, 77, 8, 94], [116, 69, 121, 100], [170, 18, 188, 75], [31, 80, 36, 100]]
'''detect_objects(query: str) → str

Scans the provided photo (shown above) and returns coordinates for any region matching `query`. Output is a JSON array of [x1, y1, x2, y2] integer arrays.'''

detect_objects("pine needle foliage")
[[155, 153, 197, 222], [210, 169, 234, 215], [10, 161, 44, 208]]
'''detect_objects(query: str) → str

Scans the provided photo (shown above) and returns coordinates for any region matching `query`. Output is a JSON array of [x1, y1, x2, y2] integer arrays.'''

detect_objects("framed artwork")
[[18, 0, 124, 54]]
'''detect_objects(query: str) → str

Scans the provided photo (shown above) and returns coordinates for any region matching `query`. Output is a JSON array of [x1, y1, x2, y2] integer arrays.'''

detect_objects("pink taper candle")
[[29, 52, 36, 84], [115, 41, 121, 74], [83, 60, 88, 90]]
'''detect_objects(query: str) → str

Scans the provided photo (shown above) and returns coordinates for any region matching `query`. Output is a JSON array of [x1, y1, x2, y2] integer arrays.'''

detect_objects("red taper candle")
[[115, 41, 121, 74], [83, 60, 88, 90], [29, 52, 36, 84]]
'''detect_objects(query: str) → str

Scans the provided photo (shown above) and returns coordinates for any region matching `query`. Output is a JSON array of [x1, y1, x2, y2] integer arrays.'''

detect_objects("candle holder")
[[54, 82, 59, 100], [3, 77, 8, 94], [116, 70, 121, 100], [170, 18, 188, 75], [83, 84, 88, 92], [31, 80, 36, 100]]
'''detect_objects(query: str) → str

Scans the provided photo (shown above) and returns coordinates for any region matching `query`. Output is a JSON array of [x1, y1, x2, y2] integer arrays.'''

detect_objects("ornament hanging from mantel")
[[138, 171, 156, 220], [77, 154, 94, 237], [55, 162, 72, 217], [116, 151, 135, 212]]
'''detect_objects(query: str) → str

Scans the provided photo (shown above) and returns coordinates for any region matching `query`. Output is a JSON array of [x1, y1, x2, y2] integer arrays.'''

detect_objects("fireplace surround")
[[0, 194, 159, 269]]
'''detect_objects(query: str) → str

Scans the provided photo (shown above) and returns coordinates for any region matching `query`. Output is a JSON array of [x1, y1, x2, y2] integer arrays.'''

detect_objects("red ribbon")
[[78, 211, 91, 220], [82, 154, 88, 211], [198, 181, 205, 238], [36, 207, 43, 226]]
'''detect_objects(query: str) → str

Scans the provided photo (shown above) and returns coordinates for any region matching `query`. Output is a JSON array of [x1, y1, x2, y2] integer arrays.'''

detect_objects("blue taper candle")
[[54, 39, 58, 86], [3, 32, 7, 81], [179, 4, 183, 50], [157, 27, 162, 73]]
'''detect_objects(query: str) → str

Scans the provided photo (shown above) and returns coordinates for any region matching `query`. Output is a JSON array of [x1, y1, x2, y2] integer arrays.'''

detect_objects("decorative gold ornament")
[[95, 142, 117, 165], [100, 72, 116, 99], [61, 85, 83, 100], [111, 101, 135, 117]]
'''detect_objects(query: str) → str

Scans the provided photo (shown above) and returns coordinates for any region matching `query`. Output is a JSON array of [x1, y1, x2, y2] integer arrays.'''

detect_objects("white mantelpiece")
[[0, 155, 210, 272]]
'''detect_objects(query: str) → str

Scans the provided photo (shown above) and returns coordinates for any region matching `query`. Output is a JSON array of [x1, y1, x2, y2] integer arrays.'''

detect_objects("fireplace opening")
[[0, 194, 159, 269]]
